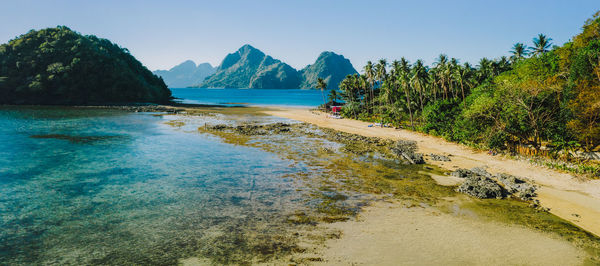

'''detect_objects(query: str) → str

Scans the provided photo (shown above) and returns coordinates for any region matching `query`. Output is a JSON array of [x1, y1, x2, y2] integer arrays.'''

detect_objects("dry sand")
[[263, 107, 600, 238]]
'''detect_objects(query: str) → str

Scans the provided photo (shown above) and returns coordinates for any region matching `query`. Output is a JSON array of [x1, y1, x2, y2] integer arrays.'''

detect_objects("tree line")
[[332, 12, 600, 154]]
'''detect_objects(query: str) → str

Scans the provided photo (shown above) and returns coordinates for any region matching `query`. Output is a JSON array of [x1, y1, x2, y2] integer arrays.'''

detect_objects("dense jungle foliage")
[[335, 12, 600, 156], [0, 26, 172, 104]]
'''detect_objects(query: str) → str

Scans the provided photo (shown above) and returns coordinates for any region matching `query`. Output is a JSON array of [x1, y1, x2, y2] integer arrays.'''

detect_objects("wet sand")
[[316, 201, 586, 265], [263, 107, 600, 238]]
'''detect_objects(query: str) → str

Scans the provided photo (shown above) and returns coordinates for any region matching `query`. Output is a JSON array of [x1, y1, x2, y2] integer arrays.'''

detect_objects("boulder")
[[429, 153, 451, 162], [391, 140, 425, 164], [451, 167, 537, 201], [450, 168, 473, 178], [470, 167, 492, 177], [495, 174, 537, 201], [457, 175, 505, 199]]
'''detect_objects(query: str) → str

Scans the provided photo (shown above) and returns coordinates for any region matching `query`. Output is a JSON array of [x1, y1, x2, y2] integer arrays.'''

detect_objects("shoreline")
[[5, 104, 599, 263], [262, 106, 600, 238]]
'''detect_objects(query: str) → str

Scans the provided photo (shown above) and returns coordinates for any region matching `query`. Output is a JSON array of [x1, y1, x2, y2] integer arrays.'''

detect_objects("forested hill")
[[299, 51, 357, 90], [199, 44, 301, 89], [0, 26, 172, 105]]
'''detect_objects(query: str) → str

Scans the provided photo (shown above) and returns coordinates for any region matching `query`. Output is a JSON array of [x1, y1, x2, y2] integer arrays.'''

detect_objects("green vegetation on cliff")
[[0, 26, 171, 105], [199, 45, 301, 89], [300, 51, 357, 90]]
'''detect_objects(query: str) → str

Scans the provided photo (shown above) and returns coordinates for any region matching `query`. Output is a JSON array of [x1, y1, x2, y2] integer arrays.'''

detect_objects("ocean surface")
[[0, 106, 313, 264], [171, 87, 325, 107]]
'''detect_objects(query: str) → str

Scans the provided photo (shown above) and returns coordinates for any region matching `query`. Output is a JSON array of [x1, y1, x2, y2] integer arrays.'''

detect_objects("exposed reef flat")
[[157, 106, 600, 264]]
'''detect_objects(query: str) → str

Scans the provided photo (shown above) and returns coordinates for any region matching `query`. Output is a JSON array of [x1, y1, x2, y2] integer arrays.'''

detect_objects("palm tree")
[[435, 54, 450, 99], [410, 60, 428, 113], [453, 62, 473, 102], [428, 68, 440, 101], [477, 57, 493, 82], [397, 58, 414, 129], [363, 61, 375, 113], [374, 59, 388, 110], [449, 58, 459, 98], [376, 59, 388, 82], [388, 60, 402, 105], [359, 75, 369, 113], [328, 89, 339, 103], [510, 43, 528, 62], [530, 34, 553, 56], [317, 78, 327, 108], [496, 56, 511, 74]]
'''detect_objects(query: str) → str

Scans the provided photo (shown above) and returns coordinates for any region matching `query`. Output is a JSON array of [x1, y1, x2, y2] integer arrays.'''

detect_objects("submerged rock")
[[429, 153, 451, 162], [457, 175, 505, 199], [391, 140, 425, 164]]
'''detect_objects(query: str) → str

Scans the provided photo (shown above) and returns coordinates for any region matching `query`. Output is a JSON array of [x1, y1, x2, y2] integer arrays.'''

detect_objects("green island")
[[0, 26, 171, 105]]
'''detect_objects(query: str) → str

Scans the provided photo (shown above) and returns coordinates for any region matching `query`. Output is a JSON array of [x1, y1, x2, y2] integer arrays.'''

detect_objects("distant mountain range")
[[156, 45, 356, 89], [153, 61, 216, 88], [199, 45, 357, 89]]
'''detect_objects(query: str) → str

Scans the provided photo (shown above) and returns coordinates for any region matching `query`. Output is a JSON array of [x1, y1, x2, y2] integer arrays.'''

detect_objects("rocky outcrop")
[[207, 122, 292, 135], [496, 174, 537, 201], [429, 153, 451, 162], [451, 167, 537, 201], [391, 140, 425, 164], [457, 175, 505, 199]]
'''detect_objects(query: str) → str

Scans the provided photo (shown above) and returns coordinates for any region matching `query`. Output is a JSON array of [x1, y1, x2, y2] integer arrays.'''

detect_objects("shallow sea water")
[[0, 107, 311, 265]]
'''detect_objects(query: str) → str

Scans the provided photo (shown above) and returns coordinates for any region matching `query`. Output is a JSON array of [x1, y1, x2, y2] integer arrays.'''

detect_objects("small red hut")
[[331, 106, 342, 114]]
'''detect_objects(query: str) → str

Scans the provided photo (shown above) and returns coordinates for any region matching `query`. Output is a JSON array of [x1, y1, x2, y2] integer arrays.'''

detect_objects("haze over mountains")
[[153, 61, 215, 88], [156, 45, 357, 89]]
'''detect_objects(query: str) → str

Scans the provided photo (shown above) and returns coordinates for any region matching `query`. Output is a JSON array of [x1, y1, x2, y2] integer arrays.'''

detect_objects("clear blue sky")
[[1, 0, 598, 71]]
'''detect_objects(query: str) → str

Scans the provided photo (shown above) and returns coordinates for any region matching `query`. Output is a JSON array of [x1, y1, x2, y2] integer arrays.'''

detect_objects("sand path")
[[264, 107, 600, 238]]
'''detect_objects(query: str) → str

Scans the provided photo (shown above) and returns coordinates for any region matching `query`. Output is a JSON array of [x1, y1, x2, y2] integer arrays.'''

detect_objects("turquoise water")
[[0, 107, 310, 264], [171, 88, 325, 107]]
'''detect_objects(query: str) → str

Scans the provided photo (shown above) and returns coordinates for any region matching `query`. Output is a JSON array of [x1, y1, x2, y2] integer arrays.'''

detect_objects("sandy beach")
[[316, 201, 586, 265], [264, 107, 600, 239]]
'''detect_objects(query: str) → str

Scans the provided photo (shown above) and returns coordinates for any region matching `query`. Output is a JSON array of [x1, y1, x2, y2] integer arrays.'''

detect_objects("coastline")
[[4, 104, 598, 264], [263, 106, 600, 238]]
